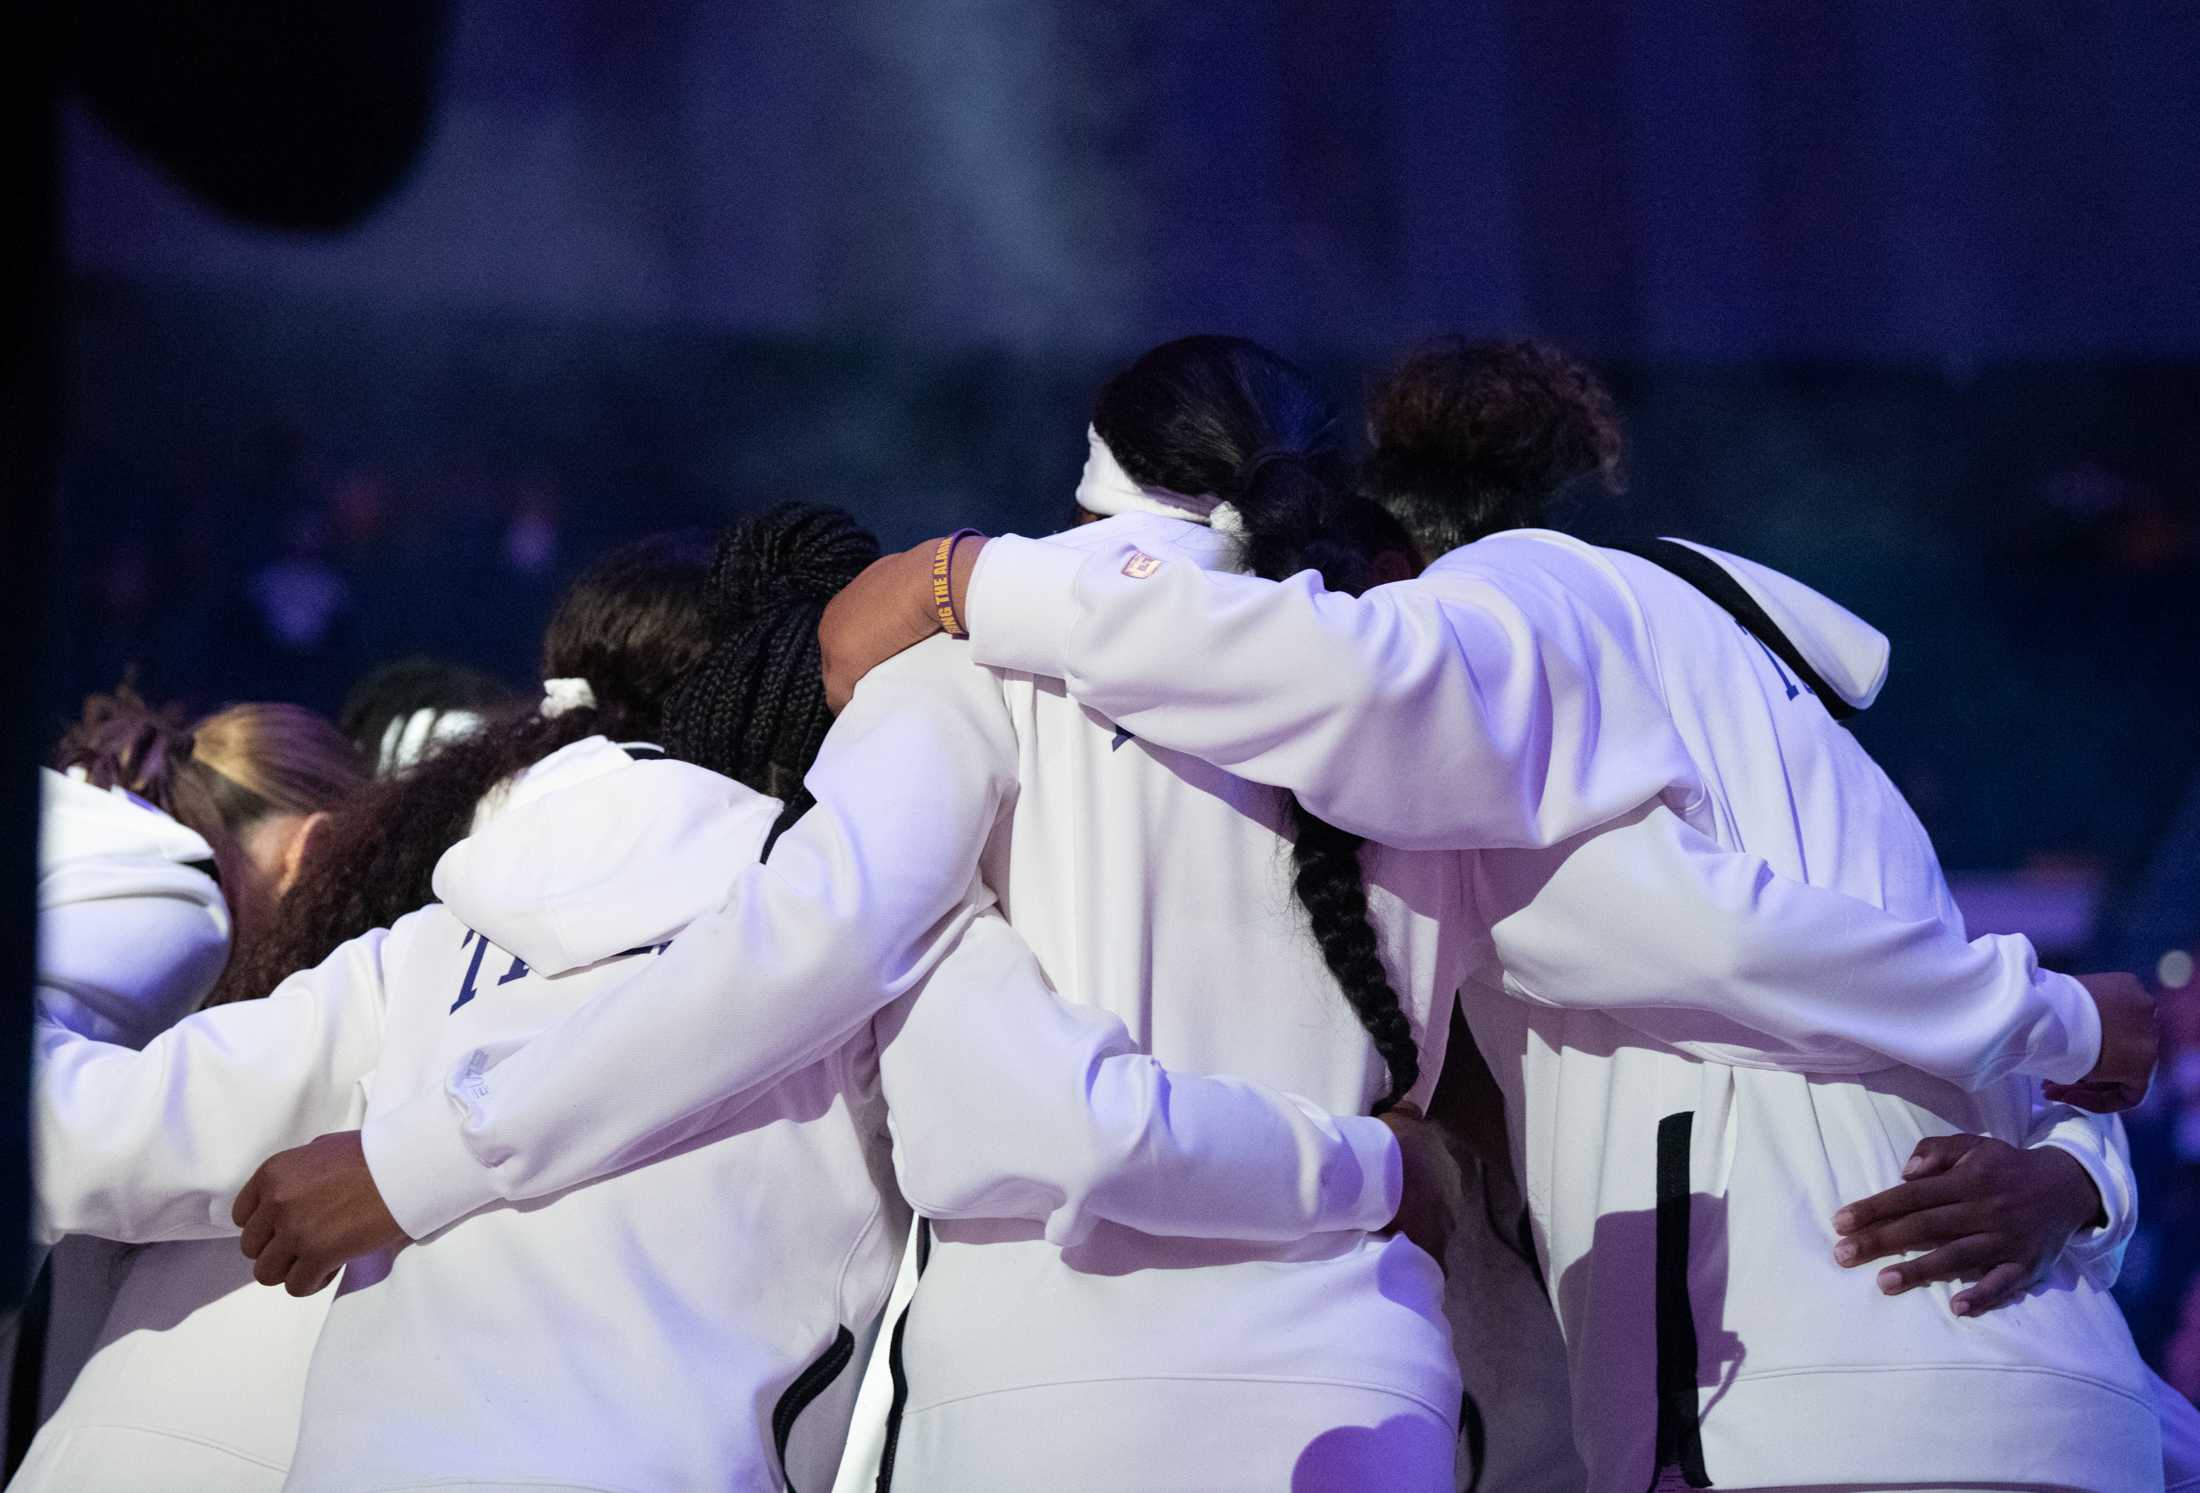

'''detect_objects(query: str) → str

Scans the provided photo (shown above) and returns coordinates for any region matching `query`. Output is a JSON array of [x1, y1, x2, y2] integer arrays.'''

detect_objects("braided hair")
[[660, 502, 881, 845], [226, 530, 717, 1003], [1093, 335, 1420, 1112]]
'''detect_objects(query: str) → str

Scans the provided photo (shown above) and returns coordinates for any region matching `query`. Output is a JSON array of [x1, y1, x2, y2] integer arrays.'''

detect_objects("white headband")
[[374, 707, 486, 776], [1074, 427, 1245, 537], [540, 677, 597, 719]]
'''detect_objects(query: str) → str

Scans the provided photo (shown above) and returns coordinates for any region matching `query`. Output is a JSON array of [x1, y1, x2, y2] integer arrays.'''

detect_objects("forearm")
[[32, 933, 386, 1244], [964, 526, 1694, 850], [878, 916, 1399, 1247], [1484, 803, 2099, 1090]]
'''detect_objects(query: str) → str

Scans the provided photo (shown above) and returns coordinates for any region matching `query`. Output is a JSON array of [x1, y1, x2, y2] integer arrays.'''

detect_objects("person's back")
[[287, 738, 900, 1493], [893, 524, 1466, 1441], [1458, 526, 2158, 1489]]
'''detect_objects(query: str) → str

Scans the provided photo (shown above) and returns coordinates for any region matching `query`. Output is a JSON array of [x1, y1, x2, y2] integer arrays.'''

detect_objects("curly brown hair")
[[1360, 336, 1625, 561]]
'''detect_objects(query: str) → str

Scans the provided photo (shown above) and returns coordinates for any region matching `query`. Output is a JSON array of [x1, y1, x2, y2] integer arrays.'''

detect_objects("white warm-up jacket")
[[372, 519, 2134, 1492], [15, 770, 327, 1493], [957, 515, 2156, 1492], [29, 742, 893, 1493]]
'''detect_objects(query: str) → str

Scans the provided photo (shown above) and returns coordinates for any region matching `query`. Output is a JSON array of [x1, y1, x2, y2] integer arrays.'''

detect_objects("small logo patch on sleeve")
[[1122, 549, 1163, 579]]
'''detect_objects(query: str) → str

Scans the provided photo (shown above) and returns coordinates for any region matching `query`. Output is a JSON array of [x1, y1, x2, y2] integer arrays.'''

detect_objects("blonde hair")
[[55, 684, 368, 1004]]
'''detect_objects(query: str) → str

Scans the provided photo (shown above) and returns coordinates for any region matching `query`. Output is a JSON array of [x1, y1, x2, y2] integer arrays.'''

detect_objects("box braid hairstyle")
[[1091, 334, 1419, 1114], [658, 502, 881, 850], [1359, 336, 1624, 563], [226, 529, 717, 1003]]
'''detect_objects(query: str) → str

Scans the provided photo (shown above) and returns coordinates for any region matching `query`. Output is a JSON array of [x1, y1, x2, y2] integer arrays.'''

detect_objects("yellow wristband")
[[931, 528, 982, 637]]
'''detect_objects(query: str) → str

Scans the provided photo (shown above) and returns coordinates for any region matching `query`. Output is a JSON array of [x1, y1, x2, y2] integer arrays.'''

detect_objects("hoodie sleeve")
[[36, 857, 231, 1049], [32, 926, 391, 1246], [2026, 1102, 2135, 1289], [1474, 802, 2101, 1090], [876, 915, 1400, 1247], [362, 636, 1021, 1241], [965, 526, 1702, 851]]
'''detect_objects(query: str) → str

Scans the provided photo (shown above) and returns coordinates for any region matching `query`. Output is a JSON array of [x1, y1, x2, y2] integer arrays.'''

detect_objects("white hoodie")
[[15, 770, 314, 1493], [957, 517, 2155, 1492], [29, 741, 891, 1492]]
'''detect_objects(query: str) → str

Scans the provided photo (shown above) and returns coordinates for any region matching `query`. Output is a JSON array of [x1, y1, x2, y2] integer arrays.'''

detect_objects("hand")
[[1830, 1133, 2104, 1316], [1381, 1102, 1462, 1268], [233, 1130, 409, 1296], [2042, 971, 2158, 1112], [817, 534, 990, 713]]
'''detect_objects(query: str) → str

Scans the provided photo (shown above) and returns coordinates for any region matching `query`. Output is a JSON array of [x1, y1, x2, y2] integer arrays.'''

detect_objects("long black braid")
[[660, 502, 882, 844], [1094, 336, 1421, 1112]]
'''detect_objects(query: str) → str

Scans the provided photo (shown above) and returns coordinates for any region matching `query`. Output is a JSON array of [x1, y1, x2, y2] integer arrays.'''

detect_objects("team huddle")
[[19, 336, 2190, 1492]]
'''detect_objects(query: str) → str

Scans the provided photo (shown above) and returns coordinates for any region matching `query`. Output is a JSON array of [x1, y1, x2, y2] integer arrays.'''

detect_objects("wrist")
[[948, 536, 989, 633], [2034, 1143, 2107, 1235]]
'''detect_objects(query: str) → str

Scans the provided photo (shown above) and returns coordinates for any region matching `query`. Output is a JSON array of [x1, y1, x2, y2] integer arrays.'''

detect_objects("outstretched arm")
[[353, 637, 1021, 1245], [875, 914, 1405, 1247], [33, 926, 389, 1246], [963, 525, 1699, 851], [1475, 801, 2105, 1092]]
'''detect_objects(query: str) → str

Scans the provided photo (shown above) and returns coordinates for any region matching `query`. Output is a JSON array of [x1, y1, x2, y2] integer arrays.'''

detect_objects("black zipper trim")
[[772, 1324, 856, 1493], [1647, 1111, 1711, 1489], [872, 1219, 931, 1493]]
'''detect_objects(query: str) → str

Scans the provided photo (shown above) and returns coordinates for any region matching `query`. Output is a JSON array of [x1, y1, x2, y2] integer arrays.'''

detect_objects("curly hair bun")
[[707, 502, 883, 627], [1363, 339, 1623, 552]]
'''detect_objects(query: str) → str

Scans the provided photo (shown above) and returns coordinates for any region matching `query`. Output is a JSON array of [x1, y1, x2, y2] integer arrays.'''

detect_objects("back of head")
[[228, 529, 717, 1004], [1097, 337, 1420, 1112], [1092, 334, 1348, 586], [661, 502, 881, 809], [55, 684, 368, 1002], [338, 656, 523, 776], [1361, 336, 1624, 561]]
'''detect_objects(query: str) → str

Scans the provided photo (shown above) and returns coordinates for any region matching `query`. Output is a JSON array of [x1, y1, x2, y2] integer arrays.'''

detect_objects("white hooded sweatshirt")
[[956, 516, 2156, 1492], [29, 741, 892, 1492], [371, 518, 2134, 1491], [15, 769, 320, 1493]]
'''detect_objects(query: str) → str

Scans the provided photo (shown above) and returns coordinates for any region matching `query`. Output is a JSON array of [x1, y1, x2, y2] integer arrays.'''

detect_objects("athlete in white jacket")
[[244, 343, 2138, 1492], [886, 407, 2164, 1485], [17, 699, 364, 1493]]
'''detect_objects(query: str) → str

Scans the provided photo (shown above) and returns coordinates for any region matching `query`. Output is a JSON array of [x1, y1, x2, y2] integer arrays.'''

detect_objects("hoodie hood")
[[1663, 538, 1890, 710], [431, 736, 783, 976], [39, 766, 215, 876]]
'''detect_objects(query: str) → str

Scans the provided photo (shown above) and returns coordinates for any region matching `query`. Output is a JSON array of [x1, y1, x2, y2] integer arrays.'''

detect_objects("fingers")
[[1952, 1261, 2032, 1317], [231, 1169, 264, 1230], [2041, 1079, 2140, 1113], [252, 1242, 301, 1290], [1835, 1202, 1975, 1266], [1874, 1234, 1999, 1295], [285, 1260, 339, 1298], [1833, 1172, 1965, 1235], [1902, 1133, 1984, 1180], [239, 1206, 277, 1262]]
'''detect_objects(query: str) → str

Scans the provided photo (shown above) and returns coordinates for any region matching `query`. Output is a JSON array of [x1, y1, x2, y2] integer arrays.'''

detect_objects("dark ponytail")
[[1361, 336, 1624, 562], [1094, 336, 1420, 1112], [225, 530, 716, 1003], [660, 502, 881, 837]]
